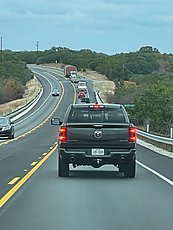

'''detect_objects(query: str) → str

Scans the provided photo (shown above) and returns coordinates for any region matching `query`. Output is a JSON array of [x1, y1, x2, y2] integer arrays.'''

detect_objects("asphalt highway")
[[0, 66, 173, 230]]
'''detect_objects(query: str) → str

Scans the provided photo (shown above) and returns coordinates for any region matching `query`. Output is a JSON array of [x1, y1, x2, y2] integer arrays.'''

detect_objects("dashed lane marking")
[[0, 143, 58, 208], [30, 162, 37, 166], [8, 177, 20, 185]]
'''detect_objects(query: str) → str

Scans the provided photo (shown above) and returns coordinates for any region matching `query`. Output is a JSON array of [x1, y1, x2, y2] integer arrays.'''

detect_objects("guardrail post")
[[170, 127, 173, 138]]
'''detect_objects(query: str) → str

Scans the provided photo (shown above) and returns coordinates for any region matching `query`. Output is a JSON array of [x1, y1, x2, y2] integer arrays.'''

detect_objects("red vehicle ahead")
[[64, 65, 77, 78], [78, 91, 85, 99]]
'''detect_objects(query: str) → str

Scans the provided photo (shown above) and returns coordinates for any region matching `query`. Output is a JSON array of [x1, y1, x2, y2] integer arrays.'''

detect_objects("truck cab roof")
[[71, 103, 123, 109]]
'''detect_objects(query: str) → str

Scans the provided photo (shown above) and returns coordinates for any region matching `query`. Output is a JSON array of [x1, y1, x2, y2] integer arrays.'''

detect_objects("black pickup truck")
[[51, 103, 137, 178]]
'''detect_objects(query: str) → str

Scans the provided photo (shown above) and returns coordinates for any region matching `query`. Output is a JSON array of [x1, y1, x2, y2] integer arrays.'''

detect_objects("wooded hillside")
[[0, 50, 33, 104]]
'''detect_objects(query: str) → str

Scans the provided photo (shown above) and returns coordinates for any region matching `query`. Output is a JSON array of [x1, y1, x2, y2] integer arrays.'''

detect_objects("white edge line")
[[137, 160, 173, 186]]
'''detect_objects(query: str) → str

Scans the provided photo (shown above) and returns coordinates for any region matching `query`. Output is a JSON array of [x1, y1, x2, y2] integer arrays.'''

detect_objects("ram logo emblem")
[[94, 130, 102, 138]]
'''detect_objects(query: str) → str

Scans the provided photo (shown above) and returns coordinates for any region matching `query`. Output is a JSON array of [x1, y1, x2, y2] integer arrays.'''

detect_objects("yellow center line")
[[0, 78, 75, 208], [0, 143, 58, 208]]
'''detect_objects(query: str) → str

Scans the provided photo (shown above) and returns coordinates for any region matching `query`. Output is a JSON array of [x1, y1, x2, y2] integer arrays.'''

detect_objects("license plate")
[[91, 148, 104, 155]]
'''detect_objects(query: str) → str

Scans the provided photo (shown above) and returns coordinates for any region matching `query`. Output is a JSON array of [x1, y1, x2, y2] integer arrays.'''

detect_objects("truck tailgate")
[[65, 123, 132, 148]]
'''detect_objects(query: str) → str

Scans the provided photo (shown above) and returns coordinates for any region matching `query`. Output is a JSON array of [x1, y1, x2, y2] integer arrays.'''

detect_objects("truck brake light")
[[90, 104, 104, 109], [129, 127, 137, 142], [58, 126, 67, 142]]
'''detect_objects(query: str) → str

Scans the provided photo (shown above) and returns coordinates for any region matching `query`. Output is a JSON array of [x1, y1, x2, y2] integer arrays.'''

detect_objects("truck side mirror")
[[130, 118, 138, 126], [51, 118, 62, 126]]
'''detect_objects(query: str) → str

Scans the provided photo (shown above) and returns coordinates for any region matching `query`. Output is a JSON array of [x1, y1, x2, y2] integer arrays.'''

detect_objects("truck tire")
[[124, 159, 136, 178], [8, 132, 14, 139], [58, 155, 69, 177], [119, 158, 136, 178]]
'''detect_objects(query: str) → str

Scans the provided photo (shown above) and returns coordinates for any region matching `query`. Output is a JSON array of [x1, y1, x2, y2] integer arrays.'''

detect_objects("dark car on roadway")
[[81, 97, 91, 103], [0, 116, 14, 139], [52, 88, 60, 96]]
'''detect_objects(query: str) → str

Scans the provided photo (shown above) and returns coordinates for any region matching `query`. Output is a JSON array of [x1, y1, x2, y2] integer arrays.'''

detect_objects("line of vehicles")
[[63, 65, 90, 103], [77, 80, 91, 103], [52, 65, 90, 102], [52, 65, 79, 97]]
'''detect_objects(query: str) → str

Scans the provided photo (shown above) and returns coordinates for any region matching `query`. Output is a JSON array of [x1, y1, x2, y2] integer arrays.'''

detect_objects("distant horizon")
[[3, 45, 172, 56]]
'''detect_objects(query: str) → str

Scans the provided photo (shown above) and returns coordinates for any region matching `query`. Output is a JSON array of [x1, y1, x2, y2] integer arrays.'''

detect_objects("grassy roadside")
[[0, 77, 41, 116]]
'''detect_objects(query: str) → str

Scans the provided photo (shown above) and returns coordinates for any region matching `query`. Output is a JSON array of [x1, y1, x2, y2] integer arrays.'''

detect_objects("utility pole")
[[36, 41, 39, 56], [0, 36, 3, 62]]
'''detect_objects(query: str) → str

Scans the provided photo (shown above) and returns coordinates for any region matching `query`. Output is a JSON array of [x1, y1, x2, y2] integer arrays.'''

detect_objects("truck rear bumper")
[[59, 148, 136, 168]]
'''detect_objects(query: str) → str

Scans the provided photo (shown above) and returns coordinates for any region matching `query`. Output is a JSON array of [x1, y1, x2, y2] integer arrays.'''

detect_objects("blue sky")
[[0, 0, 173, 54]]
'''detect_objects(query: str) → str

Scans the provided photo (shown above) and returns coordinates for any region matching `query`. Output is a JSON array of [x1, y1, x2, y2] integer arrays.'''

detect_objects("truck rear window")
[[67, 108, 126, 123]]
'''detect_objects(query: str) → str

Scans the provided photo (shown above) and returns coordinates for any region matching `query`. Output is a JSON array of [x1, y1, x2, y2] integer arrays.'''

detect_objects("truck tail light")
[[58, 126, 67, 142], [129, 127, 137, 142]]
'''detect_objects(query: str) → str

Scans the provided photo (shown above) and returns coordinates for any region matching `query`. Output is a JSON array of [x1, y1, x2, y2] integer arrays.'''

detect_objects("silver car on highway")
[[0, 116, 14, 139]]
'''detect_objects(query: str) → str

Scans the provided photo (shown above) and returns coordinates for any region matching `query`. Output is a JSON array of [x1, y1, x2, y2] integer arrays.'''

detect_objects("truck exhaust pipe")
[[70, 156, 75, 162], [120, 156, 126, 162]]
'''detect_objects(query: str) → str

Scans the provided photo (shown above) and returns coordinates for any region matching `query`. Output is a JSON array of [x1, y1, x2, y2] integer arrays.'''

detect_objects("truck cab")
[[70, 71, 80, 83]]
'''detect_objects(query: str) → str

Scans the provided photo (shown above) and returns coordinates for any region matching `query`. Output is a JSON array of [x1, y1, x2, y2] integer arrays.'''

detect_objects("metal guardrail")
[[8, 89, 42, 120], [137, 130, 173, 152], [6, 75, 43, 121], [95, 91, 104, 104]]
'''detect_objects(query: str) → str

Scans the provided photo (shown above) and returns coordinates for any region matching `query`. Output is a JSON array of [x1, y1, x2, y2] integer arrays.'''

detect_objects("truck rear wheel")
[[124, 159, 136, 178], [8, 132, 14, 139], [58, 155, 69, 177], [119, 158, 136, 178]]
